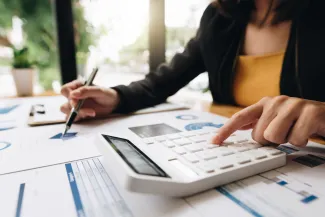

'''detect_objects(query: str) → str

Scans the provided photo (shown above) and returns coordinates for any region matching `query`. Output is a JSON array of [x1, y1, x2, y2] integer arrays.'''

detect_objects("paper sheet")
[[186, 142, 325, 217], [0, 96, 67, 129], [1, 104, 325, 217], [29, 99, 66, 124], [0, 157, 199, 217], [133, 102, 189, 115], [0, 124, 101, 175], [0, 96, 189, 128]]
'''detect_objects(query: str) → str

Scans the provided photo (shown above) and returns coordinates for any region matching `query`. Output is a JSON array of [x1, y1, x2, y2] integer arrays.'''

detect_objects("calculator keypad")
[[141, 128, 284, 174]]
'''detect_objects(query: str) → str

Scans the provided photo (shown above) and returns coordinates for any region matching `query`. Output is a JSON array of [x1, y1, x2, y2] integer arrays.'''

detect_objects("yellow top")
[[233, 52, 285, 107]]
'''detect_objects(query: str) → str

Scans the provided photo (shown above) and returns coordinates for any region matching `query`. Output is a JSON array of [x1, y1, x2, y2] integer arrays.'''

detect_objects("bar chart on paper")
[[66, 158, 133, 217], [216, 169, 323, 217], [0, 157, 133, 217], [0, 126, 100, 175]]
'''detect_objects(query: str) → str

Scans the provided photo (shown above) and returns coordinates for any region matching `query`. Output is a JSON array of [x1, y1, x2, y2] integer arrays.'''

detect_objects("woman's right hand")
[[60, 80, 120, 122]]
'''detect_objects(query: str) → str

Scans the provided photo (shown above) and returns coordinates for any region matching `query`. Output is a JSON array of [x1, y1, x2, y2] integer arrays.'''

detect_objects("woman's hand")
[[213, 96, 325, 147], [60, 80, 120, 122]]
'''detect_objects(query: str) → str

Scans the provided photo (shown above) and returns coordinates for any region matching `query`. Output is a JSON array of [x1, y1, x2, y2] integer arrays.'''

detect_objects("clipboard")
[[27, 104, 66, 126], [27, 101, 189, 126]]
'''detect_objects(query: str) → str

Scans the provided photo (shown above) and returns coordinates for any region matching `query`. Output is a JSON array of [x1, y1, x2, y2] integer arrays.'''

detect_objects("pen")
[[62, 67, 99, 137]]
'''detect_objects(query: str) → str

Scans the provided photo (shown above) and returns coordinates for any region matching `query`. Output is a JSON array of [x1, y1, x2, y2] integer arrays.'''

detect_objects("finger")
[[263, 112, 297, 144], [64, 110, 93, 123], [70, 99, 78, 109], [78, 108, 96, 118], [60, 103, 72, 115], [251, 109, 277, 145], [73, 115, 82, 122], [212, 103, 263, 144], [70, 86, 103, 99], [288, 110, 317, 147], [61, 80, 84, 98], [238, 120, 258, 130]]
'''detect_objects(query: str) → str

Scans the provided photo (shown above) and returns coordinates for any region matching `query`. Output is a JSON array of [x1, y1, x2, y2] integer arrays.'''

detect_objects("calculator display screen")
[[103, 135, 169, 178]]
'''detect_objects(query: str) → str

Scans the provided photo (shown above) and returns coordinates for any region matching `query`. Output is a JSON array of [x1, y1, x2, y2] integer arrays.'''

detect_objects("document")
[[0, 96, 67, 128], [133, 102, 189, 115], [0, 124, 101, 175], [27, 98, 67, 126], [186, 142, 325, 217], [0, 157, 199, 217], [0, 99, 22, 131]]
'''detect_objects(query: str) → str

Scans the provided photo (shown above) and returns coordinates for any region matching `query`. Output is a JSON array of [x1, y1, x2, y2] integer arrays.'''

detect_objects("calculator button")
[[185, 144, 204, 153], [179, 132, 196, 138], [236, 139, 249, 143], [212, 147, 234, 156], [162, 140, 176, 148], [222, 137, 237, 145], [196, 150, 218, 160], [183, 154, 200, 163], [168, 156, 178, 161], [166, 134, 181, 140], [205, 127, 220, 133], [173, 138, 192, 146], [210, 159, 233, 170], [173, 147, 187, 155], [231, 154, 251, 164], [245, 143, 262, 149], [143, 138, 154, 145], [154, 136, 167, 142], [190, 136, 208, 143], [204, 143, 219, 149], [198, 131, 210, 136], [258, 147, 283, 156], [197, 163, 215, 173], [245, 150, 267, 160], [230, 145, 250, 152]]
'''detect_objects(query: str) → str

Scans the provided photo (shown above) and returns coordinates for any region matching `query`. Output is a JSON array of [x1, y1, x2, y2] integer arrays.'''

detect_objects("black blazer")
[[113, 1, 325, 113]]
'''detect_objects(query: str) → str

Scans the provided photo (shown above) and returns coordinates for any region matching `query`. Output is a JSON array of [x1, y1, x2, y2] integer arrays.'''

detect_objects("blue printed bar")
[[301, 195, 318, 204], [15, 183, 25, 217], [65, 163, 86, 217], [216, 187, 263, 217], [277, 180, 288, 186], [0, 104, 19, 115]]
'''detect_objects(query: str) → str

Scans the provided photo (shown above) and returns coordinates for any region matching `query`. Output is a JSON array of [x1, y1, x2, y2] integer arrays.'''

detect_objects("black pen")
[[62, 67, 99, 137]]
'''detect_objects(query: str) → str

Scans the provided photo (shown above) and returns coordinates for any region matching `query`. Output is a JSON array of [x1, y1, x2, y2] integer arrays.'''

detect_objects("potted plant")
[[11, 47, 36, 96]]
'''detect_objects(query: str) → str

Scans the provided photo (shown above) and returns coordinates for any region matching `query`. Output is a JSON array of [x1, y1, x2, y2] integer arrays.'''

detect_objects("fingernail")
[[212, 135, 221, 144]]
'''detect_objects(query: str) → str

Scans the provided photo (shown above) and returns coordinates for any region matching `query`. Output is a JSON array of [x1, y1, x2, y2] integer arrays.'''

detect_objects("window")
[[73, 0, 149, 87], [165, 0, 211, 62], [0, 0, 61, 96], [165, 0, 212, 100]]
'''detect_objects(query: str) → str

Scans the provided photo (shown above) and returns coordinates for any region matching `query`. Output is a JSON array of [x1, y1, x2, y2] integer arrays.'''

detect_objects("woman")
[[60, 0, 325, 147]]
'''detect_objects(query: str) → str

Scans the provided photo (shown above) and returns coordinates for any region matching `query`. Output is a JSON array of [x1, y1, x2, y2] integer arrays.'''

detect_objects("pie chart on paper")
[[0, 141, 11, 151], [185, 122, 224, 131]]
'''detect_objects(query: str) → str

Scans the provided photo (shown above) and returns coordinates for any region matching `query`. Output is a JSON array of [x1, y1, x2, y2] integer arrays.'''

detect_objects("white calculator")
[[96, 128, 286, 197]]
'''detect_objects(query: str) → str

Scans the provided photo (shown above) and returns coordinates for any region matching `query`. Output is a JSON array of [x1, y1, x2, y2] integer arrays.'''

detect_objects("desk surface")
[[3, 93, 325, 145]]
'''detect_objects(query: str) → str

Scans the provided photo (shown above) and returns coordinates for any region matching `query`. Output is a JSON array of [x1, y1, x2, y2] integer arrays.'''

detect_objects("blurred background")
[[0, 0, 212, 101]]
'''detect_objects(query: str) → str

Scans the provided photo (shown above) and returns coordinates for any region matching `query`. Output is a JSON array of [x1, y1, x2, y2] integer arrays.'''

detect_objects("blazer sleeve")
[[112, 4, 216, 113]]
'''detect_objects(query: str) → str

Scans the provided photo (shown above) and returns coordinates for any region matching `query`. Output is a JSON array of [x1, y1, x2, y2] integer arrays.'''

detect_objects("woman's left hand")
[[212, 96, 325, 147]]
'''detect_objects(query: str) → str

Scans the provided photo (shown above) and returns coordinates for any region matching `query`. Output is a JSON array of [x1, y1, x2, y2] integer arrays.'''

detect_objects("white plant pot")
[[11, 68, 35, 97]]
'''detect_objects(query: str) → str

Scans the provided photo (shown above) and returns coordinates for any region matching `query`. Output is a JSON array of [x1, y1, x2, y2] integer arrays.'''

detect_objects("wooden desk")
[[3, 94, 324, 145], [194, 100, 325, 145], [1, 91, 59, 98]]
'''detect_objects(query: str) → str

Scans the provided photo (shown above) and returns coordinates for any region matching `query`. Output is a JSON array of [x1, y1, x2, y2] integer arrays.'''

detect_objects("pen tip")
[[62, 129, 68, 138]]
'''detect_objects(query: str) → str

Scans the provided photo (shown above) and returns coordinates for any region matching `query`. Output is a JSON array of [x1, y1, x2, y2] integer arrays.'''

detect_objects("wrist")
[[109, 88, 121, 111]]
